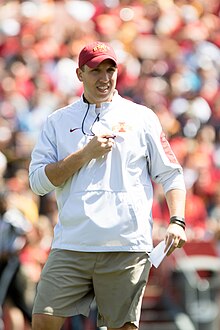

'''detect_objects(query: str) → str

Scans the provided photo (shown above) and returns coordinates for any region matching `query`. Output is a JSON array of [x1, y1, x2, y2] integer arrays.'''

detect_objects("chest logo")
[[112, 122, 132, 133]]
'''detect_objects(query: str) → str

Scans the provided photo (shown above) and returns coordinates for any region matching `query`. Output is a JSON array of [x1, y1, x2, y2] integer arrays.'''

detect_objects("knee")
[[122, 323, 137, 330], [108, 322, 137, 330], [32, 313, 65, 330], [32, 314, 43, 330], [32, 314, 49, 330]]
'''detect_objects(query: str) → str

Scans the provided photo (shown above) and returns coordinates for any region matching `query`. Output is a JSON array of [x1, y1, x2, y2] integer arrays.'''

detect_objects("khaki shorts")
[[32, 249, 151, 328]]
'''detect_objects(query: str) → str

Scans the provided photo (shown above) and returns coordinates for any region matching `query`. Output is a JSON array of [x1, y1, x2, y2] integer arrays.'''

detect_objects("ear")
[[76, 68, 83, 82]]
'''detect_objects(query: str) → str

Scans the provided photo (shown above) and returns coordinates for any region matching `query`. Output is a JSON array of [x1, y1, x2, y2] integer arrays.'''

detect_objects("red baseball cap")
[[78, 41, 117, 68]]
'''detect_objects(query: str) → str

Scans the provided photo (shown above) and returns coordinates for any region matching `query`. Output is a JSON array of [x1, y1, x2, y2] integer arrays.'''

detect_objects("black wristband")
[[170, 220, 186, 230], [170, 216, 185, 224], [170, 216, 186, 230]]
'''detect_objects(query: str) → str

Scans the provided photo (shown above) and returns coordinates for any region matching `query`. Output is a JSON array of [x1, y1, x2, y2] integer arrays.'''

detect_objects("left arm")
[[164, 188, 187, 255], [145, 109, 187, 254]]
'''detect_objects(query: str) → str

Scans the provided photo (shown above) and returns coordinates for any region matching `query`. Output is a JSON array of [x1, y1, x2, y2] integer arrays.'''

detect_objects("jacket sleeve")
[[146, 112, 186, 194], [29, 117, 57, 196]]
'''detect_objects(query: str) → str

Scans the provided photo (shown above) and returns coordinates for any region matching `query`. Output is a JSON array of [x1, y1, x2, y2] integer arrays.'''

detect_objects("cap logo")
[[93, 43, 109, 53], [78, 41, 117, 68]]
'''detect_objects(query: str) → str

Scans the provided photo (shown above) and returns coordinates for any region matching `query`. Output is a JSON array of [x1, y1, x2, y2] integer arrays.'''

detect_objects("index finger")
[[101, 133, 116, 139]]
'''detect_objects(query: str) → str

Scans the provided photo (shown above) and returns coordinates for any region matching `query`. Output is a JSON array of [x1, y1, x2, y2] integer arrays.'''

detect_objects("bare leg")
[[32, 313, 66, 330]]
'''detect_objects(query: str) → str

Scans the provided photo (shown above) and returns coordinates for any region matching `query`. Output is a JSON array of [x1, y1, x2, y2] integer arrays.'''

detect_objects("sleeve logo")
[[160, 132, 179, 164]]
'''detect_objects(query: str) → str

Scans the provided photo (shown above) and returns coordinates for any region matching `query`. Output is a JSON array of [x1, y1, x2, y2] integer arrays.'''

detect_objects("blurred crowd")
[[0, 0, 220, 329]]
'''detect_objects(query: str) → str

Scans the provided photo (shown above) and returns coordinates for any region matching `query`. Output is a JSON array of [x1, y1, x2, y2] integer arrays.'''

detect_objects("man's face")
[[76, 59, 118, 107]]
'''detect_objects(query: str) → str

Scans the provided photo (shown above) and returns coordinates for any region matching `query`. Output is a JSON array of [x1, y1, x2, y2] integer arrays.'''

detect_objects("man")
[[29, 41, 187, 330]]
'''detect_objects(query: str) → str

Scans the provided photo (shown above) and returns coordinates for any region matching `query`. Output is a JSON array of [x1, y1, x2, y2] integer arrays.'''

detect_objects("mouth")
[[97, 85, 109, 93]]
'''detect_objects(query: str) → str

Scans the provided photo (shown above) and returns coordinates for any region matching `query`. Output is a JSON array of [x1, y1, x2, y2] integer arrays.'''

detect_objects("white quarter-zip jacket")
[[29, 91, 185, 252]]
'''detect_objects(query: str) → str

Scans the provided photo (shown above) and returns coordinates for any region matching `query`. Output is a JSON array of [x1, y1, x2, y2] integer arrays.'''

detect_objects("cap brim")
[[86, 55, 117, 68]]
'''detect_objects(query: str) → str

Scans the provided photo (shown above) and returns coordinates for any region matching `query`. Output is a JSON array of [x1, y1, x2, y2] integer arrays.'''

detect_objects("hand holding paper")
[[149, 239, 174, 268]]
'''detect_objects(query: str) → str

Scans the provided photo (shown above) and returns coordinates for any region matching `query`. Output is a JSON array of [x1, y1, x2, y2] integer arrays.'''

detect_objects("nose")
[[99, 70, 109, 82]]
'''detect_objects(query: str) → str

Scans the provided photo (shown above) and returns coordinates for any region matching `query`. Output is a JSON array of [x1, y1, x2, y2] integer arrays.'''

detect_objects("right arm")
[[29, 129, 115, 195], [45, 135, 115, 186]]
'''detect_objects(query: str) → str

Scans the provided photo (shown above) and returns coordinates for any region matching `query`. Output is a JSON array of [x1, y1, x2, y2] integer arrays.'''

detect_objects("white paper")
[[149, 240, 173, 268]]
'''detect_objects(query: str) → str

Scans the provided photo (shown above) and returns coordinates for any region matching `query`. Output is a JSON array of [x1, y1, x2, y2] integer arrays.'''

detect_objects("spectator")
[[0, 187, 32, 330]]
